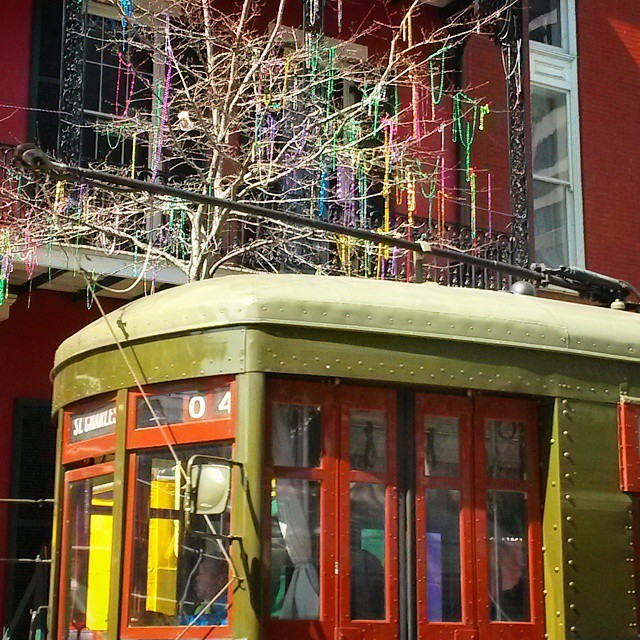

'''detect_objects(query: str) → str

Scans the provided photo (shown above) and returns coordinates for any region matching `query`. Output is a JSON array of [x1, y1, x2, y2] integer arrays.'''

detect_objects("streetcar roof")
[[53, 273, 640, 372]]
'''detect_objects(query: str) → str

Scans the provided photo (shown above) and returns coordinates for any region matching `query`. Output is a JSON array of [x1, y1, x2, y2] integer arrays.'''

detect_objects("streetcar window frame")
[[62, 393, 118, 464], [122, 443, 234, 634], [618, 403, 640, 493], [58, 461, 116, 640], [119, 375, 238, 638], [127, 376, 236, 449]]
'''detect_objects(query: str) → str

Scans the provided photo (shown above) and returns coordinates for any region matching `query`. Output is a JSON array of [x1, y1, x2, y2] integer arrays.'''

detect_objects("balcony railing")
[[1, 144, 520, 290]]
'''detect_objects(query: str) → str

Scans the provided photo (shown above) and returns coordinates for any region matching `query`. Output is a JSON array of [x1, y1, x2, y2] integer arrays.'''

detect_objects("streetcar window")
[[487, 490, 530, 622], [270, 479, 321, 619], [128, 444, 232, 627], [272, 404, 321, 468], [485, 420, 528, 480], [64, 474, 114, 640], [425, 417, 460, 477], [350, 482, 386, 620], [426, 488, 462, 621], [136, 385, 233, 428], [350, 410, 386, 473]]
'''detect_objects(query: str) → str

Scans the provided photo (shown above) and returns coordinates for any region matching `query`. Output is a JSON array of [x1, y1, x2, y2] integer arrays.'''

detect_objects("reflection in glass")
[[485, 420, 527, 480], [425, 417, 460, 477], [137, 394, 187, 427], [531, 87, 569, 182], [129, 444, 232, 627], [270, 479, 321, 619], [529, 0, 562, 47], [273, 404, 321, 468], [65, 475, 114, 640], [531, 85, 570, 267], [487, 491, 530, 622], [136, 391, 204, 429], [350, 483, 386, 620], [533, 179, 569, 267], [137, 386, 231, 429], [350, 410, 386, 473], [426, 489, 462, 622]]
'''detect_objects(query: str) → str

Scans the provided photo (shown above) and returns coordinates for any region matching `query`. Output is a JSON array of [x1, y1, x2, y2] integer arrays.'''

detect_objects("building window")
[[529, 0, 584, 267], [82, 9, 155, 169], [529, 0, 563, 49]]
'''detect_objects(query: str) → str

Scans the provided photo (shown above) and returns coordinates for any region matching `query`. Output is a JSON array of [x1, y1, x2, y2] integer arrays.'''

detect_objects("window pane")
[[350, 483, 386, 620], [84, 63, 101, 113], [350, 409, 386, 473], [137, 385, 232, 428], [487, 491, 530, 622], [272, 404, 321, 467], [533, 179, 569, 267], [425, 417, 459, 477], [485, 420, 527, 480], [531, 87, 569, 181], [270, 479, 320, 619], [529, 0, 563, 47], [64, 474, 114, 639], [129, 444, 232, 627], [82, 13, 153, 168], [426, 489, 461, 622]]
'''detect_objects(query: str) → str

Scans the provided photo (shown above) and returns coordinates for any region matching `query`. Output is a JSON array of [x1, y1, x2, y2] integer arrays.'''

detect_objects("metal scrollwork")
[[58, 0, 86, 164], [447, 0, 530, 269], [477, 0, 529, 269]]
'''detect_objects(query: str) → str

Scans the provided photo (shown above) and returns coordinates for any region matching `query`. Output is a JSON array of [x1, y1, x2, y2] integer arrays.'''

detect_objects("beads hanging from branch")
[[429, 46, 447, 119], [452, 92, 488, 182], [118, 0, 134, 42], [487, 172, 493, 237], [469, 168, 477, 244]]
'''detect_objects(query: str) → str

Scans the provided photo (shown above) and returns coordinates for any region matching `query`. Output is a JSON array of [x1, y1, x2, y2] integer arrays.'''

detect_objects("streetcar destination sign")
[[70, 402, 117, 443], [136, 384, 233, 428]]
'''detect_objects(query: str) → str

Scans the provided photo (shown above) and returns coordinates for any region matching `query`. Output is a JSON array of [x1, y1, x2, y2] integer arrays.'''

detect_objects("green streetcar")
[[49, 273, 640, 640]]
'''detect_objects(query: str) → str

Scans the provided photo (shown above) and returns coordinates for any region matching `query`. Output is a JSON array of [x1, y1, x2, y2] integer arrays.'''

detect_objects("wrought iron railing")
[[1, 144, 519, 290]]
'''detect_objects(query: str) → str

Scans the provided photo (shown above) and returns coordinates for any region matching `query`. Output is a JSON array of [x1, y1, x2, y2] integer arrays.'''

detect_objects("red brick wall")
[[0, 0, 34, 623], [0, 289, 121, 625], [577, 2, 640, 288], [0, 0, 34, 145], [464, 34, 511, 235]]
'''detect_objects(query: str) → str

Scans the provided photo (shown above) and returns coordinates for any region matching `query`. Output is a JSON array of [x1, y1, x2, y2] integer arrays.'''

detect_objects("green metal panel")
[[52, 275, 640, 413], [230, 372, 265, 640], [245, 327, 637, 405], [557, 400, 636, 639], [53, 274, 640, 375], [542, 401, 567, 640], [47, 415, 65, 640], [106, 389, 128, 640], [52, 329, 246, 412], [53, 322, 639, 413]]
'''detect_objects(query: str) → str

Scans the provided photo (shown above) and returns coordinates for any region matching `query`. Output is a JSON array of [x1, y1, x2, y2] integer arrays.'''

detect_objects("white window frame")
[[529, 0, 584, 267]]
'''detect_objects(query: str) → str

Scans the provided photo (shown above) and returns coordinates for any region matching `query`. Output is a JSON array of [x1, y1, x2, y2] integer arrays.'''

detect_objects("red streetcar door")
[[473, 397, 544, 640], [416, 395, 544, 640], [336, 387, 398, 640], [266, 382, 399, 640], [266, 380, 337, 640]]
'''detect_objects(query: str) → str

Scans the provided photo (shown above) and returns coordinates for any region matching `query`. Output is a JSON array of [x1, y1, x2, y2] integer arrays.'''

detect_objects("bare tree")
[[1, 0, 508, 285]]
